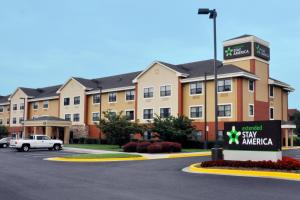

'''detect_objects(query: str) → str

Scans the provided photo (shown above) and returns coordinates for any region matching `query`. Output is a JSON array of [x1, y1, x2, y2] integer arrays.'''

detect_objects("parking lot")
[[0, 147, 300, 200]]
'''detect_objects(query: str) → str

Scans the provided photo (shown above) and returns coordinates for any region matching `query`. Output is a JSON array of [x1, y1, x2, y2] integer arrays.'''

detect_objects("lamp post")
[[198, 9, 223, 159]]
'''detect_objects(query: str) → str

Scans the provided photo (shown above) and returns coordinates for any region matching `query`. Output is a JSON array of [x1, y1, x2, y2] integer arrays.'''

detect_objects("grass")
[[62, 153, 142, 159], [64, 144, 122, 152], [182, 149, 210, 153]]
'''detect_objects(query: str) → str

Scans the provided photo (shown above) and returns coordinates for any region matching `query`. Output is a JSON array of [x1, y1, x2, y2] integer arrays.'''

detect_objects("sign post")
[[223, 120, 282, 161]]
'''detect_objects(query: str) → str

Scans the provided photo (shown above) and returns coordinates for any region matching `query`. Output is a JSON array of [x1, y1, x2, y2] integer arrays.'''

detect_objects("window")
[[74, 96, 80, 105], [190, 82, 203, 95], [160, 85, 171, 97], [20, 103, 24, 110], [13, 104, 17, 111], [19, 117, 24, 124], [217, 79, 231, 92], [160, 108, 171, 118], [32, 102, 38, 110], [12, 118, 16, 124], [0, 119, 2, 125], [249, 104, 254, 117], [190, 106, 203, 119], [7, 107, 10, 112], [93, 94, 100, 104], [36, 136, 44, 140], [143, 109, 153, 119], [92, 112, 100, 122], [64, 98, 70, 106], [218, 104, 232, 117], [125, 90, 135, 101], [73, 114, 80, 122], [108, 92, 117, 102], [270, 107, 274, 120], [144, 87, 154, 98], [249, 80, 254, 92], [108, 111, 116, 117], [6, 118, 9, 125], [43, 101, 49, 109], [0, 106, 3, 112], [125, 110, 134, 120], [269, 85, 274, 97], [65, 114, 71, 121]]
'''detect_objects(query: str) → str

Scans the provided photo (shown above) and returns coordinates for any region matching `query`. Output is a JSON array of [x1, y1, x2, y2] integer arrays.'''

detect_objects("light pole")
[[98, 86, 102, 144], [198, 9, 223, 159]]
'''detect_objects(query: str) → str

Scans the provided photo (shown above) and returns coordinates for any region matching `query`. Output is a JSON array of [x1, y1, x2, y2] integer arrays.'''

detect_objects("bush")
[[200, 156, 300, 171], [123, 142, 138, 152], [84, 138, 100, 144], [137, 142, 151, 153], [147, 143, 163, 153], [79, 137, 85, 144], [171, 142, 182, 152], [294, 137, 300, 146]]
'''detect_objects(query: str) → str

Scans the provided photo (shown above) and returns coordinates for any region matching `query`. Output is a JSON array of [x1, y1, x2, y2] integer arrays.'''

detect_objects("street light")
[[198, 8, 222, 158]]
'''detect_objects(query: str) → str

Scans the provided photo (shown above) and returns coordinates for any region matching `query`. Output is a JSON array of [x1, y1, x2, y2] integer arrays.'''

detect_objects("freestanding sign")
[[223, 120, 282, 161]]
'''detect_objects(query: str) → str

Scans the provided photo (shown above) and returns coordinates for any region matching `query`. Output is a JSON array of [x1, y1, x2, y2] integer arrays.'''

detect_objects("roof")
[[0, 95, 10, 104], [269, 77, 294, 91], [224, 34, 253, 41], [159, 59, 255, 79]]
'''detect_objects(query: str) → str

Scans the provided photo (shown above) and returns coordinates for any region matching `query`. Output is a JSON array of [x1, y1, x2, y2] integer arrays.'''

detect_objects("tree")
[[0, 125, 8, 138], [98, 111, 144, 147], [152, 115, 196, 144], [292, 111, 300, 135]]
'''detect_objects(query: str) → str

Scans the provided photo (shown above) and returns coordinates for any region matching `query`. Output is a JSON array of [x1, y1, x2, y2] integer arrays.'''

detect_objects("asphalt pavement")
[[0, 148, 299, 200]]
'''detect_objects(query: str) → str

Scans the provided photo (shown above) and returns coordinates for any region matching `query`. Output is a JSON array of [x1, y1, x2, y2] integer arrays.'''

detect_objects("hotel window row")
[[188, 79, 233, 95], [0, 106, 10, 112], [32, 101, 49, 110], [143, 85, 172, 99], [64, 97, 80, 106], [65, 113, 80, 122], [0, 118, 10, 125]]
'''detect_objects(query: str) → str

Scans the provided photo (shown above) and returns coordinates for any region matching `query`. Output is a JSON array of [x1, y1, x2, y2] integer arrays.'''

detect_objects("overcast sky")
[[0, 0, 299, 108]]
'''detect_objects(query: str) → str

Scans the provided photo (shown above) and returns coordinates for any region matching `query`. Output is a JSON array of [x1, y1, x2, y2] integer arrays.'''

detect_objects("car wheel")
[[22, 145, 30, 152], [53, 144, 60, 151], [2, 144, 8, 148]]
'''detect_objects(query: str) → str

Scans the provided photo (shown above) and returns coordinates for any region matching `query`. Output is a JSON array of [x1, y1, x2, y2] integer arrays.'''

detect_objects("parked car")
[[0, 137, 11, 148], [10, 135, 63, 152]]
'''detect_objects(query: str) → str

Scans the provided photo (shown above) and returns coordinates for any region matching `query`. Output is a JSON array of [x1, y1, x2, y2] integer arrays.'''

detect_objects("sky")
[[0, 0, 299, 108]]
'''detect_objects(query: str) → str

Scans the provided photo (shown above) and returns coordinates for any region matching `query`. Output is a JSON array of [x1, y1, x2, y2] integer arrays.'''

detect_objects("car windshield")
[[0, 138, 7, 142]]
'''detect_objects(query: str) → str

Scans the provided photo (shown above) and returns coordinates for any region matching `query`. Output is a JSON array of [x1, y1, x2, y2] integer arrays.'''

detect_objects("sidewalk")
[[63, 147, 211, 159]]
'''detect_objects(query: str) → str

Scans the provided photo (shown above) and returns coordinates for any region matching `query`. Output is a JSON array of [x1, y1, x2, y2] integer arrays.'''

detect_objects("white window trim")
[[143, 86, 155, 99], [74, 96, 81, 105], [43, 100, 49, 110], [125, 90, 135, 102], [269, 85, 275, 98], [218, 103, 232, 119], [12, 117, 17, 124], [217, 79, 233, 94], [92, 94, 101, 105], [270, 107, 274, 120], [248, 104, 254, 117], [92, 112, 100, 123], [64, 97, 71, 106], [108, 92, 117, 103], [73, 113, 80, 122], [142, 108, 154, 120], [64, 113, 72, 121], [159, 84, 172, 98], [0, 106, 3, 113], [33, 102, 39, 110], [13, 104, 18, 111], [248, 80, 254, 93], [189, 105, 204, 119], [125, 109, 135, 121], [159, 107, 172, 118], [189, 82, 204, 96]]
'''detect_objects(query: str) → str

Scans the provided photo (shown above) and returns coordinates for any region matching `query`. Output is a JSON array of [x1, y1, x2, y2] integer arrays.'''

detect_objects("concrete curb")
[[184, 163, 300, 182], [45, 157, 147, 162]]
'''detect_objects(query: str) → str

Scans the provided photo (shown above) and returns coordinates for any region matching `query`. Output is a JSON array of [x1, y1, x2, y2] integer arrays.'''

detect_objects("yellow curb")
[[282, 146, 300, 150], [46, 157, 147, 162], [188, 163, 300, 182], [168, 152, 211, 158]]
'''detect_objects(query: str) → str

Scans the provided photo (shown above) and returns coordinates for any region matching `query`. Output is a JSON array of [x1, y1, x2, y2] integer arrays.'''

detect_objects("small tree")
[[0, 125, 8, 138], [152, 115, 196, 144], [98, 111, 144, 147]]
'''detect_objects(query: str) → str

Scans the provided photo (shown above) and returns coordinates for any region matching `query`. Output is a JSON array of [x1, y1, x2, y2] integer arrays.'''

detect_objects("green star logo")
[[227, 126, 241, 144], [256, 44, 261, 53], [225, 47, 234, 57]]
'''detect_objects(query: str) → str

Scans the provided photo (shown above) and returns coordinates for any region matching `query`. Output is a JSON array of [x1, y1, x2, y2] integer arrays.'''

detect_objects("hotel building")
[[0, 35, 295, 144]]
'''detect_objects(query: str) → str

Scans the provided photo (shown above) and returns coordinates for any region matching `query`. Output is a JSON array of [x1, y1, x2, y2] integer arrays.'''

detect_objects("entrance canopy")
[[281, 121, 297, 147], [23, 116, 71, 144]]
